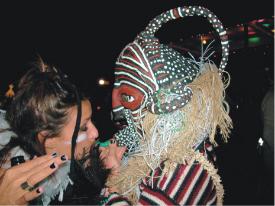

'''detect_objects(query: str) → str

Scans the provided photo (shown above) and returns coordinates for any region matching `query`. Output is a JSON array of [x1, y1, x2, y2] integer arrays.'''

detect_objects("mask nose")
[[112, 109, 128, 131], [112, 109, 125, 122]]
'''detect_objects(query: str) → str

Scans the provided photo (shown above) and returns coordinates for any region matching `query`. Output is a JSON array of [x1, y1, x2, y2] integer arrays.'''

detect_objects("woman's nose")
[[88, 123, 99, 140]]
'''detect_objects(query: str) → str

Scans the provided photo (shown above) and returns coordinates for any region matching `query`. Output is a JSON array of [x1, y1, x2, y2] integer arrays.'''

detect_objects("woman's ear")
[[37, 130, 49, 144]]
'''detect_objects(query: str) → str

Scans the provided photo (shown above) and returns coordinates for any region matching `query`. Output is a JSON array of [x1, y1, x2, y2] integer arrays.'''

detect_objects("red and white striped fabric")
[[105, 140, 218, 205], [138, 162, 217, 205], [105, 163, 217, 205]]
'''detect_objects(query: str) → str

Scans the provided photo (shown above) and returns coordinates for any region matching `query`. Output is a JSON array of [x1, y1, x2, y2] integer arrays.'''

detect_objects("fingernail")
[[50, 163, 56, 169], [36, 187, 43, 193], [61, 155, 67, 161], [51, 152, 57, 157]]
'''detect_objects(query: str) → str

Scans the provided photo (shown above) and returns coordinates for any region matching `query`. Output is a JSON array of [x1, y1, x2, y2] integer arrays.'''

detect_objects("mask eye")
[[121, 94, 135, 102]]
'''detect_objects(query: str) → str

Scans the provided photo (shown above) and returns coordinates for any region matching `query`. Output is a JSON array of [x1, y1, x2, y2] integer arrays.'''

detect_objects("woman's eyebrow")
[[86, 114, 92, 121]]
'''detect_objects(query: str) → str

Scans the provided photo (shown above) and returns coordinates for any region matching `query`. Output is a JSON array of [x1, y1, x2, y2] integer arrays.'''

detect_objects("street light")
[[99, 79, 105, 85], [98, 78, 110, 86]]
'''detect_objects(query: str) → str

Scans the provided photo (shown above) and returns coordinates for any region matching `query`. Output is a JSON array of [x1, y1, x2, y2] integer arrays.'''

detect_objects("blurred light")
[[248, 36, 261, 43], [97, 106, 101, 110], [262, 23, 270, 27], [98, 78, 110, 86], [237, 26, 244, 32], [202, 39, 207, 44], [99, 79, 105, 85], [236, 105, 239, 109], [272, 29, 275, 33], [248, 31, 256, 35], [258, 137, 264, 146], [257, 19, 265, 22]]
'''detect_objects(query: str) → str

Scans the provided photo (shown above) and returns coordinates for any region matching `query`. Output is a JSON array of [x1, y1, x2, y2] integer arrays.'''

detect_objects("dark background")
[[0, 1, 273, 205], [0, 0, 273, 92]]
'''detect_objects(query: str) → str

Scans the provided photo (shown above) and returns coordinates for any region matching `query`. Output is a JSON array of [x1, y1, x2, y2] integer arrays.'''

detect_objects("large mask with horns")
[[112, 6, 229, 152]]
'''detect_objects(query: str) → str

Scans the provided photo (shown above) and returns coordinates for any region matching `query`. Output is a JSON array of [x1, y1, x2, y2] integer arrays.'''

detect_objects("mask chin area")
[[113, 109, 141, 155]]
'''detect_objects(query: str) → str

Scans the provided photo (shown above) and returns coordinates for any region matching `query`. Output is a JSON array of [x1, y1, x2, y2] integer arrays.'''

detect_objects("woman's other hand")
[[0, 153, 67, 205]]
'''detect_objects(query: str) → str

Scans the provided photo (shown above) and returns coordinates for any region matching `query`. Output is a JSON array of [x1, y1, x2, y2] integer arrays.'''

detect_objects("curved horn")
[[142, 6, 229, 71]]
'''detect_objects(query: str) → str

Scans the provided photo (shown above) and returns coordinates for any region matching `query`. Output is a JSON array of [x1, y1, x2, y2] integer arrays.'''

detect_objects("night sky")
[[0, 0, 273, 95]]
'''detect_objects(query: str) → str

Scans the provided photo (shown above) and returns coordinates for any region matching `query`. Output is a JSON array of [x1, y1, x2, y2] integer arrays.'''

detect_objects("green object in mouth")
[[96, 140, 110, 147]]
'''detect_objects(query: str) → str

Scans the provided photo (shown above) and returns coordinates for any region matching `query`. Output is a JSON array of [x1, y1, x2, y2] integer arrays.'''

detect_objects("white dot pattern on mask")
[[118, 6, 229, 114]]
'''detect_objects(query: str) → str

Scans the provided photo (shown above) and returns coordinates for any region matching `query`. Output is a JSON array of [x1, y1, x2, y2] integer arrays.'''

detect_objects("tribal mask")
[[112, 6, 229, 150]]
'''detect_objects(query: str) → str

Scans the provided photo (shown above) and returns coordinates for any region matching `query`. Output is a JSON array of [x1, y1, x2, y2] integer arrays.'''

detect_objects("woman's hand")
[[0, 154, 67, 205], [99, 139, 126, 176]]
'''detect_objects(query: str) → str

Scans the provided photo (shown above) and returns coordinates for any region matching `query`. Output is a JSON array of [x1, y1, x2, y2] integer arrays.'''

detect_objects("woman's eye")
[[80, 126, 88, 132], [121, 94, 135, 102]]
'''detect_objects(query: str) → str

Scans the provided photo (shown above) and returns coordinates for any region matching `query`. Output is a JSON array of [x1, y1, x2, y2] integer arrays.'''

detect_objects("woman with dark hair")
[[0, 62, 115, 205]]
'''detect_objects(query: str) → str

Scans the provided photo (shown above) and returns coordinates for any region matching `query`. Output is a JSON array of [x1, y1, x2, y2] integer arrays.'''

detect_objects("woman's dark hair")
[[0, 61, 85, 164], [0, 61, 111, 205]]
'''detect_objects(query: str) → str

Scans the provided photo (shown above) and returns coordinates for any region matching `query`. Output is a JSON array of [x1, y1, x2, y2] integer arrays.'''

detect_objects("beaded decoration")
[[114, 109, 141, 153], [112, 6, 229, 150], [112, 6, 229, 119]]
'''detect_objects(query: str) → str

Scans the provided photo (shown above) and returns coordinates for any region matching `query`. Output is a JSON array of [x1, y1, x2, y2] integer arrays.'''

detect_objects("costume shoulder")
[[138, 162, 218, 205], [103, 193, 131, 206]]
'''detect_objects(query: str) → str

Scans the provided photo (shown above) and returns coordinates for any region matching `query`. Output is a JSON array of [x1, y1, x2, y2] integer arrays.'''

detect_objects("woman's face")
[[44, 99, 98, 159]]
